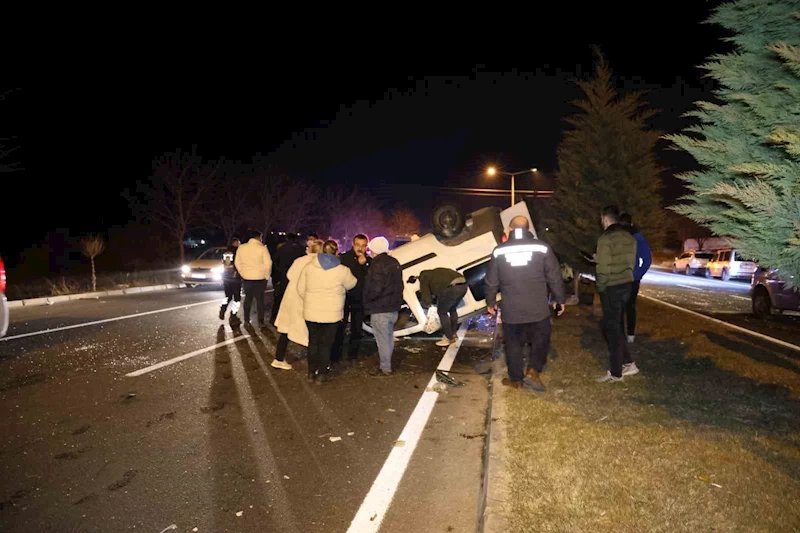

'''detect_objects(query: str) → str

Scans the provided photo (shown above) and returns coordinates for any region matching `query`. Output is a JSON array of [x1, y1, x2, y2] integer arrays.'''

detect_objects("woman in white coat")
[[271, 239, 324, 370]]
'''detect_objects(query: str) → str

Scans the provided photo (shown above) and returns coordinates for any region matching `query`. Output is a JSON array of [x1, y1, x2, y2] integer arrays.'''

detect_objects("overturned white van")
[[362, 201, 536, 338]]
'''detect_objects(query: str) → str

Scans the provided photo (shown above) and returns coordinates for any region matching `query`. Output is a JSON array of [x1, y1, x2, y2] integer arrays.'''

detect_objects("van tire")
[[721, 268, 730, 282], [432, 204, 465, 239]]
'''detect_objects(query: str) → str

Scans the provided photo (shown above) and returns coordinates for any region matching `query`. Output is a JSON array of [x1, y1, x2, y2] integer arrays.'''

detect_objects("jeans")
[[600, 283, 634, 377], [332, 298, 364, 361], [371, 312, 398, 373], [270, 278, 287, 324], [242, 279, 267, 324], [437, 284, 467, 340], [502, 319, 551, 382], [624, 281, 640, 336], [306, 321, 338, 376], [275, 332, 290, 362]]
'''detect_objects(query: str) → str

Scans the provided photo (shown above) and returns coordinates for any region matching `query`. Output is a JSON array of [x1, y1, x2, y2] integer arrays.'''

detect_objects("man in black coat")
[[220, 237, 242, 327], [269, 233, 307, 325], [362, 237, 403, 375], [332, 234, 371, 362]]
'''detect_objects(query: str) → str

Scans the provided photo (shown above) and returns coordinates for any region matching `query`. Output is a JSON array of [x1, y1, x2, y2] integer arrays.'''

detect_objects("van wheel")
[[752, 287, 771, 319], [705, 269, 712, 279], [685, 265, 693, 276], [721, 268, 730, 282], [432, 204, 465, 239], [672, 264, 678, 274]]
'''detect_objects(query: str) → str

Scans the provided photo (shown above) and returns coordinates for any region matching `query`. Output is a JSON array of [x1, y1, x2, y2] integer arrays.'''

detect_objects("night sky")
[[4, 2, 731, 266]]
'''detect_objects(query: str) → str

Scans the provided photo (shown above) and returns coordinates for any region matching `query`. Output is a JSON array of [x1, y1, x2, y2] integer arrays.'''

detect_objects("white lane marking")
[[2, 288, 274, 342], [1, 298, 225, 342], [730, 295, 751, 301], [640, 295, 800, 353], [676, 284, 703, 291], [346, 322, 469, 533], [125, 335, 250, 377]]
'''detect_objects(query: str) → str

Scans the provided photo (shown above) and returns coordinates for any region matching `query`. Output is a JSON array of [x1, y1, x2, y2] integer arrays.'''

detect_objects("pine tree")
[[546, 54, 665, 269], [665, 0, 800, 287]]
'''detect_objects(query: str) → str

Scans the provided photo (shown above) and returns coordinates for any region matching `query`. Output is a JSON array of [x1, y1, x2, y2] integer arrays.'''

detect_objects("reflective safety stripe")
[[230, 301, 240, 314], [493, 244, 548, 267]]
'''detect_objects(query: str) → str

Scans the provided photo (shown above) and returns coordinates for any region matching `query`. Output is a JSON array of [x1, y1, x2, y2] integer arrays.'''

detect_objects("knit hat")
[[369, 236, 389, 255]]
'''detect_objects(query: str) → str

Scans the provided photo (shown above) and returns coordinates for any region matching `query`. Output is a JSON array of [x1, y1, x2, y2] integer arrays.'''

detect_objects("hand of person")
[[357, 254, 367, 265], [552, 302, 565, 316], [487, 305, 497, 316]]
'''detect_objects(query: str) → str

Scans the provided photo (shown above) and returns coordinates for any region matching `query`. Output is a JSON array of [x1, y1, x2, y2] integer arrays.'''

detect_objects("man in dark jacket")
[[220, 237, 242, 327], [269, 233, 306, 325], [620, 213, 652, 344], [595, 205, 639, 383], [332, 234, 371, 362], [485, 217, 565, 391], [409, 267, 468, 347], [362, 237, 403, 375]]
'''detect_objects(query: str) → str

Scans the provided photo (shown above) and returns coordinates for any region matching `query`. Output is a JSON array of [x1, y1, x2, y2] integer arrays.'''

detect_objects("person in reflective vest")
[[485, 216, 565, 391]]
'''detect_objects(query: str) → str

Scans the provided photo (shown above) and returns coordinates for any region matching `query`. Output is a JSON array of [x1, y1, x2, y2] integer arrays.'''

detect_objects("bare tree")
[[206, 163, 251, 244], [695, 235, 709, 251], [387, 208, 422, 238], [324, 186, 388, 242], [127, 147, 218, 264], [0, 88, 22, 173], [81, 235, 105, 292]]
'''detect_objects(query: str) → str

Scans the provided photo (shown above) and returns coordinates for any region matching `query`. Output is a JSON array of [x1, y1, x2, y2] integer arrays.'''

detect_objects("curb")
[[479, 316, 511, 533], [7, 283, 186, 308]]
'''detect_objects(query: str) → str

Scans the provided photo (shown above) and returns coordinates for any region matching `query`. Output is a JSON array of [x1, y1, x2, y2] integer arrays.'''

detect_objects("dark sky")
[[4, 2, 731, 264]]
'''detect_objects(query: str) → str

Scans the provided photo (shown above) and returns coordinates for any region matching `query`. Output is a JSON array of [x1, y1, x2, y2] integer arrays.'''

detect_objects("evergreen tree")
[[666, 0, 800, 287], [546, 54, 665, 269]]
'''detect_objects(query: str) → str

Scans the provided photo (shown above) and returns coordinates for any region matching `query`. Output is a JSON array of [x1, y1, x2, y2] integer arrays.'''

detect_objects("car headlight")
[[211, 266, 224, 274], [181, 265, 190, 273]]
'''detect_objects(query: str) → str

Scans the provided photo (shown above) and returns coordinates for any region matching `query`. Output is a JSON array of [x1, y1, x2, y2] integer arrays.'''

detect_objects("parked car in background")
[[0, 256, 8, 337], [181, 247, 227, 287], [751, 267, 800, 318], [672, 250, 714, 276], [706, 248, 757, 281], [361, 201, 535, 338]]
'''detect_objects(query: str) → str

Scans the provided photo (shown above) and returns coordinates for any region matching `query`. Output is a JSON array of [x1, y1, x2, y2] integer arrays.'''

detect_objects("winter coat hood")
[[317, 253, 341, 270]]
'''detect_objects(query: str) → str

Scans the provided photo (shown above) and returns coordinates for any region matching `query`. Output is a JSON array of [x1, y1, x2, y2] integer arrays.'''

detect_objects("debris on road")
[[387, 408, 396, 412], [236, 511, 243, 517], [347, 432, 355, 436], [158, 525, 177, 533], [393, 440, 405, 447], [283, 475, 290, 480], [329, 436, 342, 442]]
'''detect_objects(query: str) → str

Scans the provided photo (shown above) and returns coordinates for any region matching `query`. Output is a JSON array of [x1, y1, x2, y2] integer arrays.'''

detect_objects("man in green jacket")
[[595, 205, 639, 383], [409, 268, 467, 347]]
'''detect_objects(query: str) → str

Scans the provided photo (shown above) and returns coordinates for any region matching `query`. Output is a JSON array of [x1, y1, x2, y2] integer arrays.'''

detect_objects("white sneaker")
[[596, 371, 624, 383], [627, 335, 635, 343], [271, 359, 292, 370], [436, 336, 451, 347], [622, 362, 639, 376]]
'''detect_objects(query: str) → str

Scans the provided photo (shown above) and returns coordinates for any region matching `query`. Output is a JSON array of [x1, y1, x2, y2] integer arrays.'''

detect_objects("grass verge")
[[502, 300, 800, 533], [5, 270, 182, 301]]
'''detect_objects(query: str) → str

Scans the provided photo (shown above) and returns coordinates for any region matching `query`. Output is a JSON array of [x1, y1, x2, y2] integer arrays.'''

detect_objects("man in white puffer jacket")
[[234, 230, 273, 326], [297, 240, 357, 384]]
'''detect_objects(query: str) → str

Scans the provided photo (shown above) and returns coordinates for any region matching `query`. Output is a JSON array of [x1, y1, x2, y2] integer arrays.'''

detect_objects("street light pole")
[[487, 167, 538, 207]]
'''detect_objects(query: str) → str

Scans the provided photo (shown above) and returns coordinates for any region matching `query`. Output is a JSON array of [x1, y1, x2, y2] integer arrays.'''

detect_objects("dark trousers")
[[624, 281, 640, 336], [306, 321, 338, 376], [222, 280, 241, 306], [275, 332, 290, 362], [437, 284, 468, 340], [601, 283, 634, 377], [332, 299, 364, 362], [242, 279, 267, 324], [270, 278, 287, 324], [502, 318, 551, 382]]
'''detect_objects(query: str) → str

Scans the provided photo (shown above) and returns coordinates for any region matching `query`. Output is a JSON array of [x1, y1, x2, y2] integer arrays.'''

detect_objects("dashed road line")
[[125, 335, 250, 377]]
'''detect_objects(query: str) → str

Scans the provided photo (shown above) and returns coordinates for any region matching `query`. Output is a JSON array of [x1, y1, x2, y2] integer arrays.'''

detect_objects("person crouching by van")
[[297, 240, 357, 384], [271, 238, 324, 370], [361, 237, 403, 376], [411, 268, 468, 346]]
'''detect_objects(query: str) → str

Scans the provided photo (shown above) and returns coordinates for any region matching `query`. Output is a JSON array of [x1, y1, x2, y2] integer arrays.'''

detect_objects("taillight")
[[0, 257, 6, 294]]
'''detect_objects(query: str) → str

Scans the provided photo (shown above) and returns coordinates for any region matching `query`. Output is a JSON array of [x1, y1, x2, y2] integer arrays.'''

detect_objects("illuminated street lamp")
[[486, 167, 538, 206]]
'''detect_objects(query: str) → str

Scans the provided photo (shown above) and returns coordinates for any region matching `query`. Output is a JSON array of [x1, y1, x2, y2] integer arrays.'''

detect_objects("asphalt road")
[[0, 287, 491, 533], [640, 267, 800, 347]]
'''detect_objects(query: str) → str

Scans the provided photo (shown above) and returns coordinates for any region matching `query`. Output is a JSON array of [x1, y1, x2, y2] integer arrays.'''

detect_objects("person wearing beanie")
[[362, 236, 403, 375]]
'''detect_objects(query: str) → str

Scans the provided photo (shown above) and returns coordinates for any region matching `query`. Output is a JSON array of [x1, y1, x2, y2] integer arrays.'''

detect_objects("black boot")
[[219, 304, 227, 320]]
